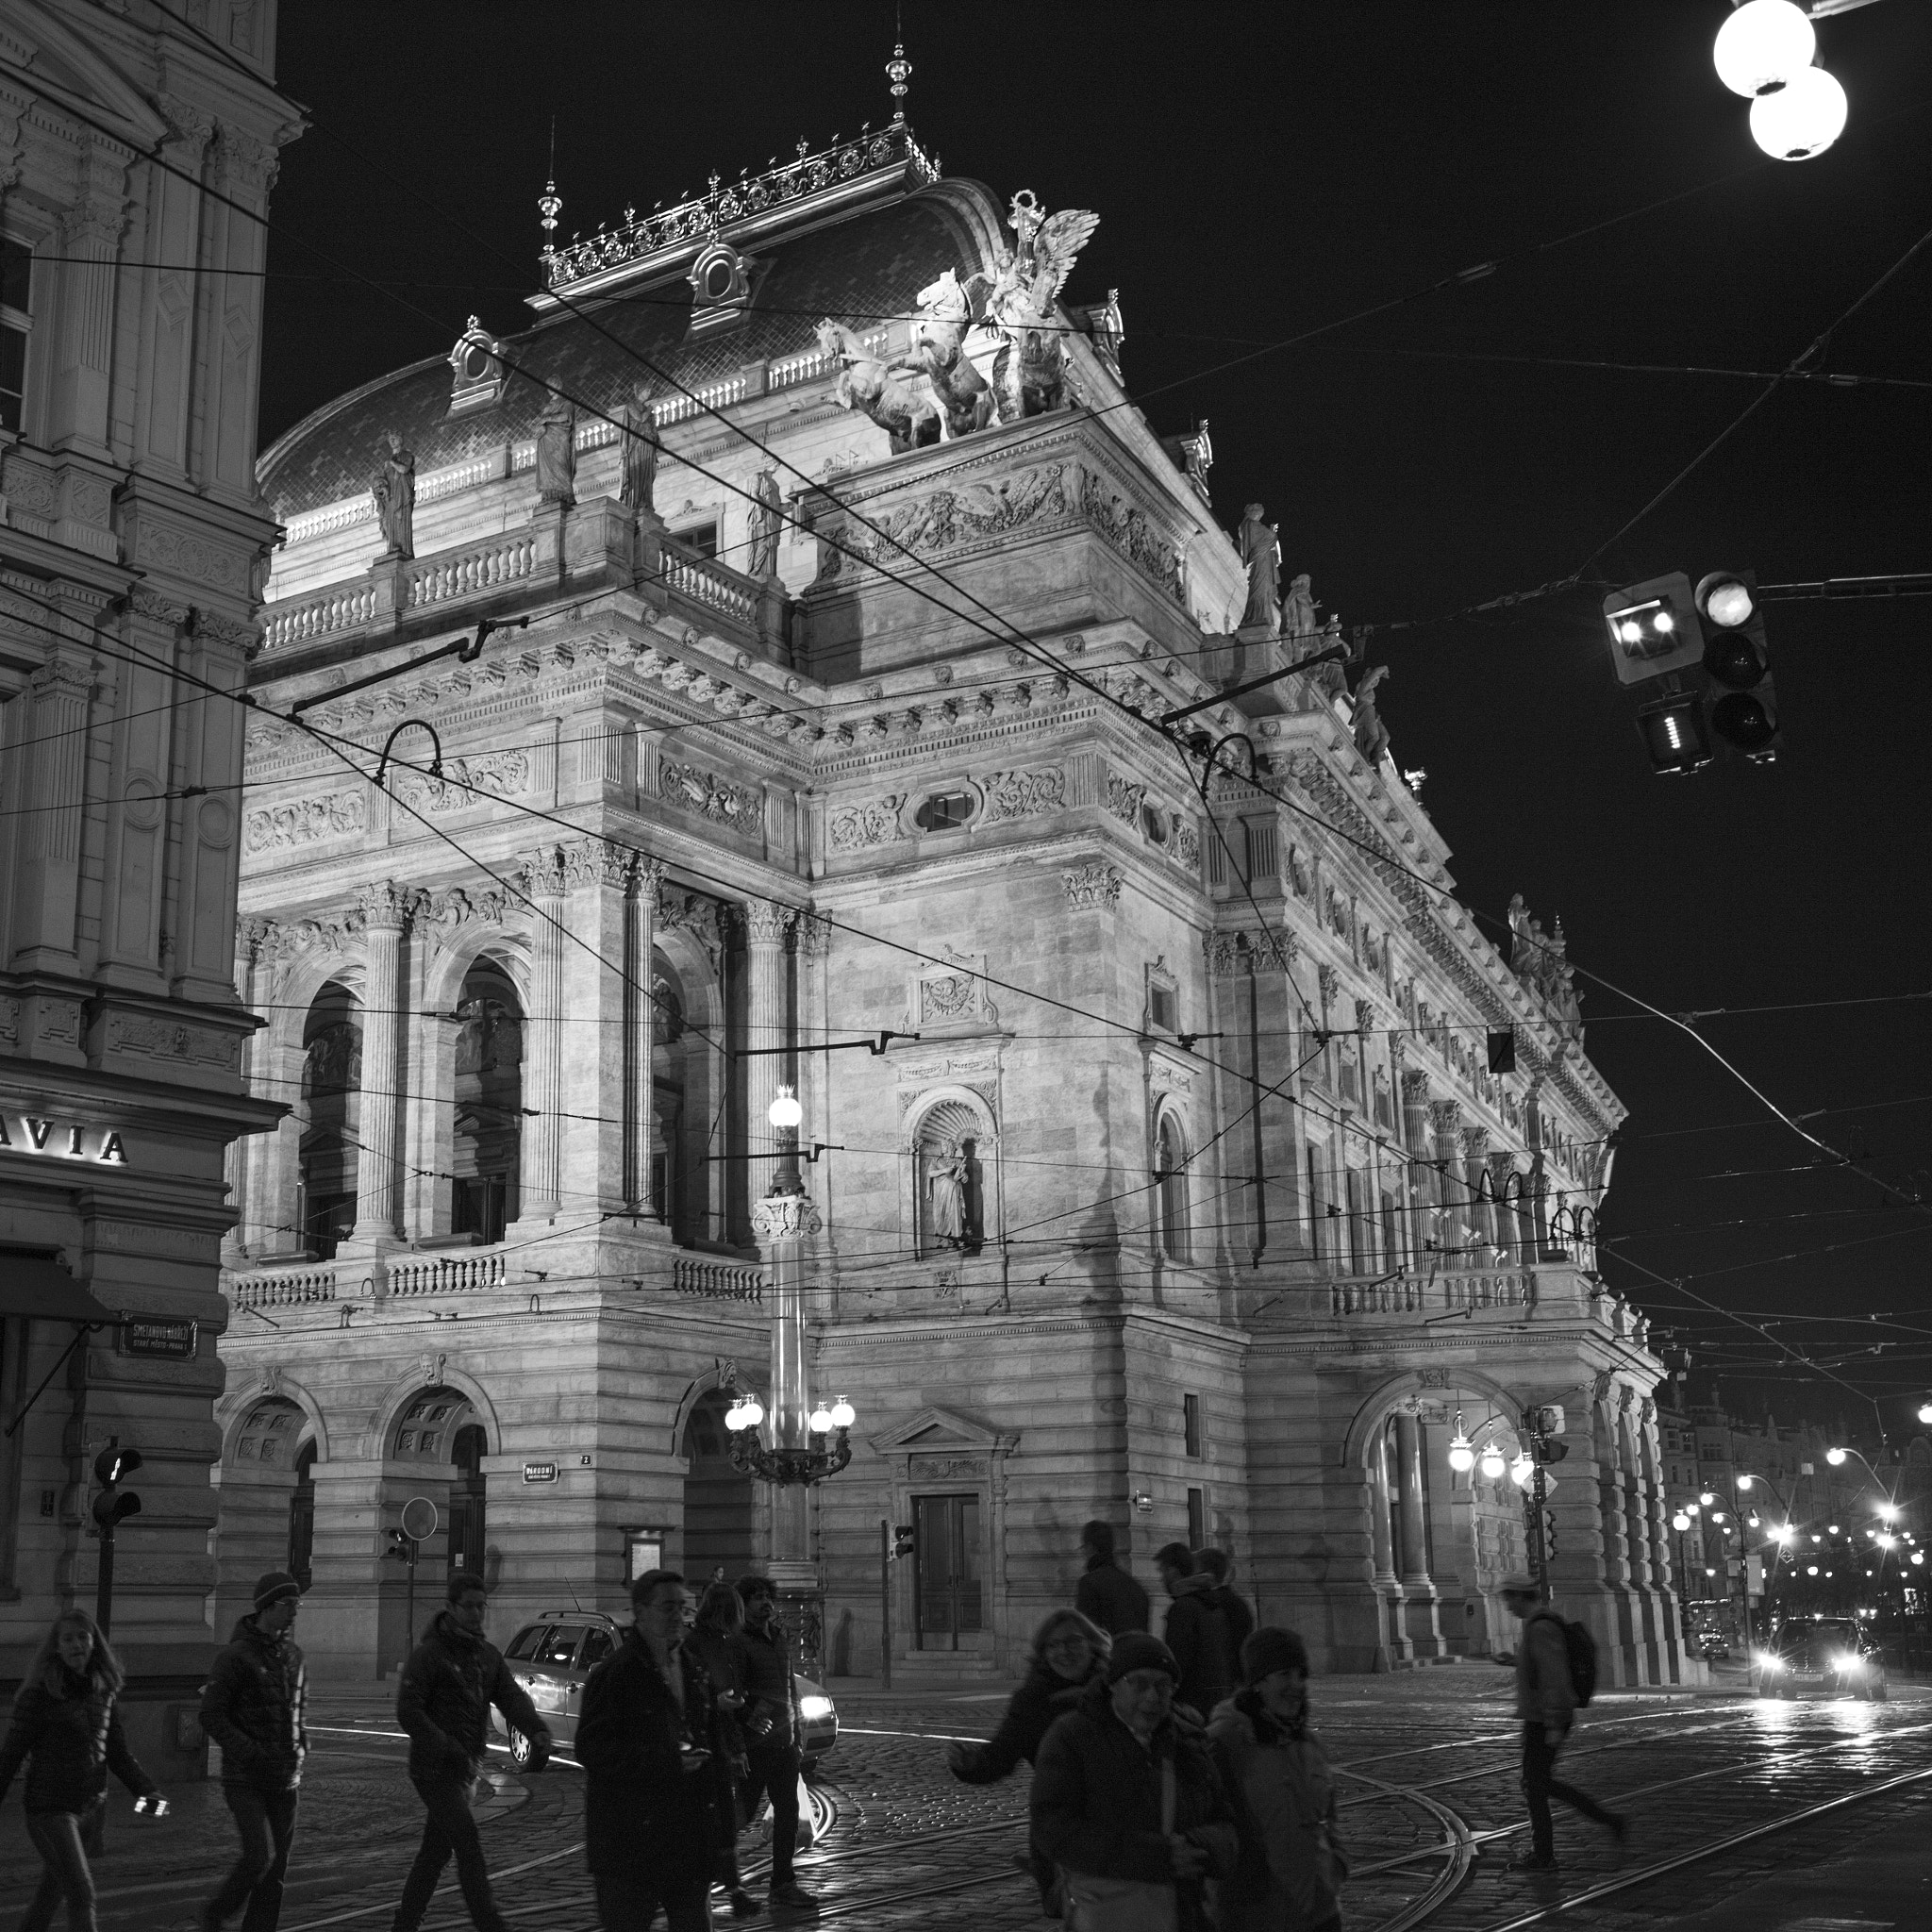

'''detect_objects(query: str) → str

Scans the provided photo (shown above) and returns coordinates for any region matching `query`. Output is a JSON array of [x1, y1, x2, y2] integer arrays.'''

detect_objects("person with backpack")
[[1157, 1544, 1237, 1724], [1498, 1576, 1625, 1871]]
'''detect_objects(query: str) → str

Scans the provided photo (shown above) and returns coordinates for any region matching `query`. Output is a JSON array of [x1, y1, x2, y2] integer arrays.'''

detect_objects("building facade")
[[218, 126, 1689, 1683], [0, 0, 289, 1775]]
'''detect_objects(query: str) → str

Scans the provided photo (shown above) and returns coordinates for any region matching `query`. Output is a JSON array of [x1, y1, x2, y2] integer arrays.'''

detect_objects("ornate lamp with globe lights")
[[1712, 0, 1852, 163]]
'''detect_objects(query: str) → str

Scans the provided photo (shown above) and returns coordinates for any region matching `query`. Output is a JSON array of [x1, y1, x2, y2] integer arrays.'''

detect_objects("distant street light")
[[1826, 1446, 1848, 1465], [1917, 1400, 1932, 1425]]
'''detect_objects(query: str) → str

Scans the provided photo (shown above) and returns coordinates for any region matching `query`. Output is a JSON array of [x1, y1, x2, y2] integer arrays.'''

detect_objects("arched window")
[[1155, 1112, 1189, 1261], [914, 1098, 986, 1257], [299, 980, 359, 1258], [452, 959, 523, 1244]]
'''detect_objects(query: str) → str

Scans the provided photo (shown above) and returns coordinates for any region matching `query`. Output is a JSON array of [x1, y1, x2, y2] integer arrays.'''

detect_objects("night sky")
[[257, 4, 1932, 1435]]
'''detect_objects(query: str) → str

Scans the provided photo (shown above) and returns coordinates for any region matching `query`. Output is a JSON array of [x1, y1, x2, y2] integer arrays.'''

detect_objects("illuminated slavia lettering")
[[0, 1118, 129, 1163]]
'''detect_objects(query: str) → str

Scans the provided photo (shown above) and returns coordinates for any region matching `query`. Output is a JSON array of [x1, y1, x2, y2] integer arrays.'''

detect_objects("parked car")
[[1755, 1616, 1889, 1701], [489, 1610, 840, 1766]]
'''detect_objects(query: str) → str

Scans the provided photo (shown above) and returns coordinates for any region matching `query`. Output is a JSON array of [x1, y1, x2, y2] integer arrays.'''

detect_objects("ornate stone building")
[[0, 0, 289, 1772], [219, 117, 1688, 1682]]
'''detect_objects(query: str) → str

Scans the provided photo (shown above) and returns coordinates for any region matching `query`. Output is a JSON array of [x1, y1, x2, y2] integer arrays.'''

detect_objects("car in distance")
[[489, 1610, 841, 1766], [1754, 1616, 1889, 1701]]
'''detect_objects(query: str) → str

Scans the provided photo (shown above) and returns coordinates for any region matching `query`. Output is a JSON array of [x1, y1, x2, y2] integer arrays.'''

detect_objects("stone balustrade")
[[405, 533, 537, 609], [1320, 1266, 1541, 1320], [660, 538, 760, 626], [386, 1245, 509, 1297], [226, 1259, 341, 1308], [671, 1255, 765, 1302], [259, 584, 377, 654]]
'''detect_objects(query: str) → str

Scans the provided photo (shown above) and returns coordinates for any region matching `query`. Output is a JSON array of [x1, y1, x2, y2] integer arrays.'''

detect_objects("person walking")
[[1156, 1544, 1237, 1723], [1075, 1521, 1151, 1638], [576, 1570, 724, 1932], [735, 1574, 818, 1913], [1208, 1628, 1347, 1932], [199, 1572, 308, 1932], [391, 1571, 550, 1932], [0, 1608, 163, 1932], [1193, 1549, 1255, 1658], [684, 1581, 758, 1922], [1498, 1576, 1625, 1872], [1031, 1632, 1238, 1932]]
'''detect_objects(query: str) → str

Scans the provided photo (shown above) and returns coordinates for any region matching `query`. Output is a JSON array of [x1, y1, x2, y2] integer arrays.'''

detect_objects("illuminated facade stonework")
[[219, 133, 1689, 1683], [0, 0, 290, 1774]]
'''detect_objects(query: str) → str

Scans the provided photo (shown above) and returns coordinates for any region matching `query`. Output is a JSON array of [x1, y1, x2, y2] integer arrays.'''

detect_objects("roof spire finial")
[[886, 11, 912, 126], [538, 116, 561, 259]]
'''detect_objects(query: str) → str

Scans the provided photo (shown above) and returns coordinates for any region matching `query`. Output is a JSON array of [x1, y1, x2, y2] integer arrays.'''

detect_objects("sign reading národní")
[[523, 1461, 559, 1484]]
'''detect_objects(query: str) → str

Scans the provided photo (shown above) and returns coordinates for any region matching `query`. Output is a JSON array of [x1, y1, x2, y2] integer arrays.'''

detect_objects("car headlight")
[[797, 1694, 834, 1722], [1756, 1653, 1783, 1672], [1838, 1656, 1863, 1673]]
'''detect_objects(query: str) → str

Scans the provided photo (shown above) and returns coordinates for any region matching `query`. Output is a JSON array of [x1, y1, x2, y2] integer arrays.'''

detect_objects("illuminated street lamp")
[[1713, 0, 1816, 97], [1917, 1400, 1932, 1426], [1750, 67, 1849, 160], [1826, 1446, 1848, 1466], [1479, 1441, 1507, 1482]]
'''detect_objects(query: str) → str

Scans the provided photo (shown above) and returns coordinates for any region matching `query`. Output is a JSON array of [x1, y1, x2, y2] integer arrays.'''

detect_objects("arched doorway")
[[224, 1397, 316, 1622], [449, 1423, 488, 1577], [299, 980, 360, 1257], [681, 1391, 753, 1585], [452, 959, 522, 1243]]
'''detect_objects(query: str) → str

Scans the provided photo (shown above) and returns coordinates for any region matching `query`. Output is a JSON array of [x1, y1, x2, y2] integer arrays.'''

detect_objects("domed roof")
[[258, 181, 1005, 521]]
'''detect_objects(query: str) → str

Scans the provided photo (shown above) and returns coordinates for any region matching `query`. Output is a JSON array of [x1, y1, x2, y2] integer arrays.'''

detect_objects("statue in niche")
[[372, 432, 416, 559], [1352, 664, 1391, 764], [1281, 572, 1320, 646], [535, 395, 576, 505], [926, 1142, 968, 1248], [1236, 505, 1281, 632], [616, 384, 660, 516], [746, 468, 783, 578]]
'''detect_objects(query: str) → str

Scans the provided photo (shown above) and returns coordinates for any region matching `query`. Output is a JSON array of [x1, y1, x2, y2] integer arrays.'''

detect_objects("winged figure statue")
[[958, 190, 1100, 423]]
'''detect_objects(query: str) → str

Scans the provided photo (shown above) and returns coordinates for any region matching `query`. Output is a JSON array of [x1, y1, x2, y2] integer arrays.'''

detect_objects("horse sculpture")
[[897, 271, 995, 440], [814, 318, 941, 454]]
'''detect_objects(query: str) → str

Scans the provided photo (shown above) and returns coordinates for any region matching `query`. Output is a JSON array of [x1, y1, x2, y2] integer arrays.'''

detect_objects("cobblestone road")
[[2, 1674, 1925, 1930]]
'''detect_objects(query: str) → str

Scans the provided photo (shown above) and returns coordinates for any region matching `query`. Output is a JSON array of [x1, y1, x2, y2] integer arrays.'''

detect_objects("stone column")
[[625, 858, 665, 1211], [516, 850, 568, 1224], [10, 656, 94, 973], [1460, 1126, 1491, 1258], [563, 839, 635, 1216], [345, 881, 408, 1252], [743, 898, 797, 1186], [1395, 1409, 1446, 1657], [1369, 1428, 1407, 1664]]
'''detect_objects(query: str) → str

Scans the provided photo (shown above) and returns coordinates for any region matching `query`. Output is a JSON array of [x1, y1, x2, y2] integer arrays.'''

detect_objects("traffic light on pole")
[[1604, 573, 1713, 774], [1695, 571, 1778, 762], [385, 1528, 413, 1561], [891, 1523, 917, 1560], [91, 1443, 142, 1531]]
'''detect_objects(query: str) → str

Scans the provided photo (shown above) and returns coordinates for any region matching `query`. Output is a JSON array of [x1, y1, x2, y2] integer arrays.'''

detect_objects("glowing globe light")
[[1479, 1443, 1507, 1482], [1714, 0, 1816, 98], [1914, 1552, 1925, 1566], [1700, 1491, 1717, 1506], [736, 1395, 764, 1429], [1751, 67, 1849, 161], [1509, 1452, 1535, 1490], [1738, 1474, 1756, 1491], [1448, 1433, 1476, 1474], [1918, 1401, 1932, 1425], [808, 1404, 834, 1434], [768, 1084, 804, 1129], [1806, 1564, 1818, 1576], [1826, 1447, 1848, 1466], [829, 1396, 856, 1430], [1673, 1511, 1692, 1532], [1878, 1534, 1896, 1550]]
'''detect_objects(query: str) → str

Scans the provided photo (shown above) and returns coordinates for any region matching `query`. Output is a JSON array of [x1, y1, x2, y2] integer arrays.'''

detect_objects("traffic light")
[[891, 1523, 916, 1560], [1532, 1437, 1570, 1465], [1634, 690, 1712, 775], [91, 1443, 142, 1531], [1603, 572, 1704, 685], [384, 1528, 414, 1562], [1534, 1405, 1567, 1437], [1695, 570, 1778, 761]]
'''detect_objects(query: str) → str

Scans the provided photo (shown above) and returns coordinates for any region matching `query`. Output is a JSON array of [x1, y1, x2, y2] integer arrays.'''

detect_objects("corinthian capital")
[[744, 897, 799, 947], [751, 1191, 823, 1244], [358, 878, 411, 930]]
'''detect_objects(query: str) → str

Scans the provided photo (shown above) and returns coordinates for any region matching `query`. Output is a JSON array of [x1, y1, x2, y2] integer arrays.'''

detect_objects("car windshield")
[[1783, 1622, 1857, 1657]]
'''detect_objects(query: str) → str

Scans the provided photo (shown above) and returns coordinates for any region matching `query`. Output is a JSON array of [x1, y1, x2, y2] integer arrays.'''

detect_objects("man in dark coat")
[[199, 1572, 308, 1932], [735, 1573, 817, 1911], [391, 1571, 550, 1932], [1075, 1520, 1151, 1637], [576, 1571, 724, 1932], [1158, 1543, 1237, 1722], [1195, 1547, 1256, 1657], [1031, 1633, 1238, 1932]]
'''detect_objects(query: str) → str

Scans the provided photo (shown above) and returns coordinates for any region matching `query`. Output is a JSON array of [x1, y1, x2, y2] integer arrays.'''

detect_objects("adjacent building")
[[217, 115, 1687, 1684], [0, 0, 290, 1774]]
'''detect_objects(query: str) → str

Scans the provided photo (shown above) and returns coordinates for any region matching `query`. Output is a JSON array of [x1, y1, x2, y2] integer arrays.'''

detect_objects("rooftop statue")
[[974, 191, 1099, 423], [372, 432, 416, 559], [816, 317, 941, 454], [1281, 571, 1320, 647], [1235, 503, 1281, 633], [615, 383, 660, 516], [1351, 663, 1391, 765], [896, 269, 994, 440], [535, 395, 576, 505], [746, 467, 784, 578]]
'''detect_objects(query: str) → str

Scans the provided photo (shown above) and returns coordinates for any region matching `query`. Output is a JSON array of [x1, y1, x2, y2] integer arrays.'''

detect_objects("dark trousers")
[[23, 1806, 99, 1932], [744, 1744, 801, 1884], [1521, 1722, 1618, 1860], [391, 1774, 505, 1932], [207, 1785, 300, 1932], [591, 1864, 711, 1932]]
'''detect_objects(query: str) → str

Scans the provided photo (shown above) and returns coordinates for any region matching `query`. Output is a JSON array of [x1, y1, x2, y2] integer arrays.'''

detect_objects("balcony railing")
[[660, 538, 760, 626], [1324, 1267, 1538, 1319], [259, 584, 377, 654], [405, 534, 536, 609], [386, 1246, 509, 1297], [671, 1255, 764, 1302], [227, 1260, 341, 1309]]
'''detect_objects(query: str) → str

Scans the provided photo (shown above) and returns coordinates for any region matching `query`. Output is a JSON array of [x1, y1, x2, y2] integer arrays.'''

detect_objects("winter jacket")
[[739, 1616, 798, 1752], [200, 1615, 308, 1791], [0, 1664, 158, 1816], [950, 1657, 1099, 1785], [1163, 1575, 1237, 1721], [682, 1624, 751, 1757], [395, 1611, 545, 1783], [1515, 1607, 1576, 1731], [575, 1628, 723, 1877], [1208, 1691, 1348, 1932], [1031, 1676, 1239, 1931], [1205, 1584, 1256, 1659], [1077, 1554, 1152, 1637]]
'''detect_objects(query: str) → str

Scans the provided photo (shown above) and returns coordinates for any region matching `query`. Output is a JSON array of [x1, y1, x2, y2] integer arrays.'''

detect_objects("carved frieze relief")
[[659, 758, 760, 827], [243, 791, 365, 854], [1062, 861, 1124, 910], [980, 765, 1064, 823], [828, 794, 905, 852], [392, 749, 530, 816]]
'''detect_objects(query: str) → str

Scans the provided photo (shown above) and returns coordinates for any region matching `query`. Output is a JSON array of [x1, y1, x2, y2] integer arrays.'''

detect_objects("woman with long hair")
[[0, 1607, 163, 1931], [683, 1580, 757, 1921]]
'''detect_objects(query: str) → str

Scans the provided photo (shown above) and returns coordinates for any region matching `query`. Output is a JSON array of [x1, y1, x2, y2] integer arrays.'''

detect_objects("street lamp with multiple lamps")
[[1712, 0, 1859, 162], [1446, 1406, 1563, 1600]]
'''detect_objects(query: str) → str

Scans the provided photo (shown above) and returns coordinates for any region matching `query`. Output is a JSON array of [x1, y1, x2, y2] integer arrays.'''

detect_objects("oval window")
[[703, 257, 736, 302], [462, 344, 492, 381], [1141, 804, 1170, 845], [915, 791, 974, 832]]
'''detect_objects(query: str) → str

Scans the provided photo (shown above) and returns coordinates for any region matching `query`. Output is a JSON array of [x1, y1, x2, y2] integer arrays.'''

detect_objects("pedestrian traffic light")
[[1694, 570, 1778, 762], [891, 1523, 916, 1560], [91, 1443, 142, 1530], [384, 1528, 413, 1561], [1603, 573, 1704, 685], [1532, 1437, 1570, 1465], [1634, 691, 1712, 775]]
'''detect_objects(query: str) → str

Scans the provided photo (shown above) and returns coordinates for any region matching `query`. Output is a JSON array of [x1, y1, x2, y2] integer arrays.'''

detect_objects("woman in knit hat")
[[1207, 1627, 1348, 1932]]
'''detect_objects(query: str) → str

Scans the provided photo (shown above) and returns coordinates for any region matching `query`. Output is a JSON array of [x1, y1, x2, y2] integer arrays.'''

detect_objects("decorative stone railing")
[[1324, 1267, 1537, 1319], [655, 373, 753, 426], [405, 533, 537, 609], [226, 1260, 341, 1308], [671, 1255, 765, 1302], [259, 584, 378, 654], [661, 538, 760, 626], [386, 1246, 509, 1297]]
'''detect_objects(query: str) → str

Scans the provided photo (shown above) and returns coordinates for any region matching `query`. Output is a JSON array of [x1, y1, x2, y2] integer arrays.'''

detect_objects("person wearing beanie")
[[1076, 1520, 1152, 1637], [1031, 1628, 1237, 1931], [391, 1570, 550, 1932], [199, 1572, 309, 1931], [1207, 1625, 1348, 1932]]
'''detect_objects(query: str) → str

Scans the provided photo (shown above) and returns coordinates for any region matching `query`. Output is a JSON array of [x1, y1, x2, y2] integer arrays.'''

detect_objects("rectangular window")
[[913, 1492, 982, 1650], [1381, 1192, 1401, 1271], [1345, 1168, 1365, 1272], [1187, 1487, 1206, 1551], [675, 521, 718, 558], [0, 238, 30, 435], [1150, 984, 1177, 1033], [1307, 1148, 1324, 1259], [1184, 1393, 1203, 1459]]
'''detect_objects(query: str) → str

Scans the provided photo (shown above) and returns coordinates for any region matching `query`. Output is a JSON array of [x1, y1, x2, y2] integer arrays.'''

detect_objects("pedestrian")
[[685, 1581, 758, 1922], [1208, 1627, 1347, 1932], [391, 1570, 551, 1932], [199, 1571, 308, 1932], [1498, 1575, 1625, 1871], [576, 1570, 724, 1932], [1193, 1548, 1255, 1657], [1075, 1520, 1151, 1638], [1156, 1543, 1237, 1723], [735, 1574, 818, 1912], [1031, 1632, 1239, 1932], [0, 1607, 163, 1932]]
